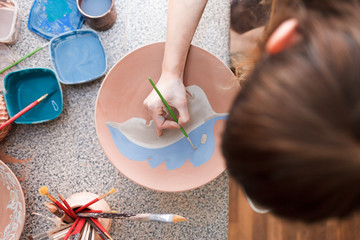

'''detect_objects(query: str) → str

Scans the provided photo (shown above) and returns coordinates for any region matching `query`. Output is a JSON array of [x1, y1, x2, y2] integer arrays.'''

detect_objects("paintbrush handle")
[[64, 218, 80, 240], [75, 199, 98, 213], [77, 212, 134, 219], [69, 218, 86, 240], [46, 194, 75, 220], [0, 93, 48, 130], [76, 213, 186, 222], [90, 218, 112, 240], [0, 46, 44, 74], [86, 218, 110, 240], [58, 195, 77, 219]]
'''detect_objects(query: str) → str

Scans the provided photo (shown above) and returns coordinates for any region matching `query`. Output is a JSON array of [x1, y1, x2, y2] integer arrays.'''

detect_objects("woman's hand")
[[143, 74, 189, 136]]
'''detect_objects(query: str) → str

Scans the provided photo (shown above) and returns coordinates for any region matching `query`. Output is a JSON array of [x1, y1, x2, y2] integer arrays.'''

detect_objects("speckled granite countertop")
[[2, 0, 231, 239]]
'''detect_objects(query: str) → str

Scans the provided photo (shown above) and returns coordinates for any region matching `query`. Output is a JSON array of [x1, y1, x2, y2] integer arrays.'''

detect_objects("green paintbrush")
[[148, 78, 196, 150], [0, 43, 49, 74]]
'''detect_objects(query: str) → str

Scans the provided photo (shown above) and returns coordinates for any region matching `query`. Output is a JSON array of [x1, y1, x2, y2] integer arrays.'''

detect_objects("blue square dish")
[[4, 68, 63, 124], [28, 0, 83, 40], [50, 29, 107, 84]]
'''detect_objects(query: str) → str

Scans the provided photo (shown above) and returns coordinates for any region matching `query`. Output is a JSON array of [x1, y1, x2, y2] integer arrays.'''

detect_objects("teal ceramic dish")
[[4, 68, 63, 124], [50, 29, 107, 84]]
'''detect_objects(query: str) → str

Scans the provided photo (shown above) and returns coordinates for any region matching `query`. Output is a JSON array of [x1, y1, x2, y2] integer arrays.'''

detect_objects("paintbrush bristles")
[[99, 188, 116, 199], [186, 137, 196, 150], [39, 186, 49, 195], [172, 215, 187, 223]]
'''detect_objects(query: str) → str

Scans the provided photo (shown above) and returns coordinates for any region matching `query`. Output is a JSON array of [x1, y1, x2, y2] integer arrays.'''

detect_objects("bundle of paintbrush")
[[35, 186, 187, 240], [37, 186, 116, 240]]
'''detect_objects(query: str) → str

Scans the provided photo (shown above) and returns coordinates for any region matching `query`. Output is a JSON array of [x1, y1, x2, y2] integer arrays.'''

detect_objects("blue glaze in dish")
[[28, 0, 83, 40], [4, 68, 63, 124], [80, 0, 112, 17], [50, 29, 107, 84]]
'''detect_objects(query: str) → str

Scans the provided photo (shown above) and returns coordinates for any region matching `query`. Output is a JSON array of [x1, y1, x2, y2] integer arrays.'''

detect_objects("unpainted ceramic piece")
[[65, 192, 112, 240], [0, 0, 20, 44], [95, 42, 240, 192]]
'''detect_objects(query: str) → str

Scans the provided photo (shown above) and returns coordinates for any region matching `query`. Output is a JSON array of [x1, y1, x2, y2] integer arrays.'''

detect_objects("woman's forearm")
[[162, 0, 208, 79]]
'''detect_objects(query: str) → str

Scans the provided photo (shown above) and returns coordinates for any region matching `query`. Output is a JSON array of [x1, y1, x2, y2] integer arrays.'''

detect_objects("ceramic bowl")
[[4, 68, 63, 124], [0, 160, 26, 240], [95, 42, 240, 192], [50, 29, 107, 84], [28, 0, 83, 40]]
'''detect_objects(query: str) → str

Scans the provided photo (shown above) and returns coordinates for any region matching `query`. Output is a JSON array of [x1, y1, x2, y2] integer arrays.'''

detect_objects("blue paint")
[[50, 30, 107, 84], [80, 0, 112, 16], [107, 115, 227, 170], [4, 68, 63, 124], [28, 0, 83, 40], [45, 0, 71, 22]]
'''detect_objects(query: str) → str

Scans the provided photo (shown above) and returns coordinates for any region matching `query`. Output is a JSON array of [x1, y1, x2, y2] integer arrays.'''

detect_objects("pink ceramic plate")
[[0, 160, 26, 239], [95, 42, 240, 192]]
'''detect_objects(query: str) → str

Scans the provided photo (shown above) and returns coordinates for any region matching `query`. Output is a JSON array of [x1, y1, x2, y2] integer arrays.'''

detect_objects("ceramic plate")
[[50, 29, 107, 84], [28, 0, 83, 40], [4, 68, 63, 124], [95, 42, 240, 192], [0, 160, 26, 240]]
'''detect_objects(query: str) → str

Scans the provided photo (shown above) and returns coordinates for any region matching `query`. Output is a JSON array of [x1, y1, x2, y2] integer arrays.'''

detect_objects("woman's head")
[[222, 0, 360, 222]]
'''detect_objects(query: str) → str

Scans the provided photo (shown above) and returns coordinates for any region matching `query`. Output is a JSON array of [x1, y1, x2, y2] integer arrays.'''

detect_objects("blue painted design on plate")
[[28, 0, 83, 40], [107, 115, 227, 170], [50, 29, 107, 84], [4, 68, 63, 124]]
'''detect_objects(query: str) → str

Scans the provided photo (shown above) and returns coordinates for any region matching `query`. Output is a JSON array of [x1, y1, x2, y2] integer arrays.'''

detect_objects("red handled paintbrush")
[[0, 93, 48, 130], [75, 189, 115, 213], [63, 217, 80, 240], [39, 186, 75, 220], [68, 217, 86, 240], [86, 218, 111, 240], [90, 218, 112, 240], [55, 189, 77, 219]]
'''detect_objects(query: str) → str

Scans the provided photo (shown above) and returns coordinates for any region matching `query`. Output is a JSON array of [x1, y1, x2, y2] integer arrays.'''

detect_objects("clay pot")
[[64, 192, 112, 240], [0, 95, 11, 141]]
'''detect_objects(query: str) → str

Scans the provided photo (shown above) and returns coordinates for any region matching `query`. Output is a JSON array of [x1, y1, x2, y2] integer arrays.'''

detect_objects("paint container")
[[0, 0, 20, 44], [50, 30, 107, 84], [77, 0, 116, 31], [62, 192, 112, 240], [4, 68, 63, 124], [28, 0, 83, 40]]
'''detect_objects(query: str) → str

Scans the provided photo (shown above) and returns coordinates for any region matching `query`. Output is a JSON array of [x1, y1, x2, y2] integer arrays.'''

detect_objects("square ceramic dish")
[[50, 29, 107, 84], [4, 68, 63, 124], [28, 0, 83, 40]]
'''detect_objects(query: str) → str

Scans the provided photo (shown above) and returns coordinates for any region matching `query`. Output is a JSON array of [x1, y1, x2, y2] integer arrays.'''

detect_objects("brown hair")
[[223, 0, 360, 222]]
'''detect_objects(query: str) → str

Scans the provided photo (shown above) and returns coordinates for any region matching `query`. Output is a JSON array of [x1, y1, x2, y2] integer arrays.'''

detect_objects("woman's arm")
[[144, 0, 208, 136]]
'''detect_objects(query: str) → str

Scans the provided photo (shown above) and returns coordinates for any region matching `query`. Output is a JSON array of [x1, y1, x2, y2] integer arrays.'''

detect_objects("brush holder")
[[64, 192, 112, 240]]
